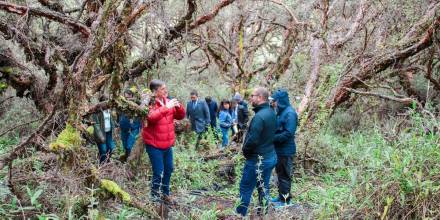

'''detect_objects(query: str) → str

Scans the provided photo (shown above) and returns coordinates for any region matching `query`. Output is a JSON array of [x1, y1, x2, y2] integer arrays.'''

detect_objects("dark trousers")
[[145, 145, 174, 198], [120, 127, 140, 156], [97, 131, 115, 163], [236, 154, 277, 216], [195, 130, 207, 149], [275, 155, 295, 203], [231, 125, 245, 143]]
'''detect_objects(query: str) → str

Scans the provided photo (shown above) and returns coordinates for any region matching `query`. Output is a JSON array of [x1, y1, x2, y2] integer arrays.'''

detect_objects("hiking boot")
[[273, 201, 290, 208], [271, 196, 291, 204], [162, 195, 177, 206], [150, 192, 161, 203], [271, 197, 282, 203], [119, 153, 127, 163]]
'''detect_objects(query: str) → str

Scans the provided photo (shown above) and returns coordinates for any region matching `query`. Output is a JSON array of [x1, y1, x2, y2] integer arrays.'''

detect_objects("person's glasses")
[[250, 94, 258, 97]]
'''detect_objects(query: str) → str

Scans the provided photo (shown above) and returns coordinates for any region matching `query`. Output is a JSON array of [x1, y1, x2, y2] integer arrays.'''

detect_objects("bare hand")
[[166, 99, 179, 109], [175, 100, 181, 108]]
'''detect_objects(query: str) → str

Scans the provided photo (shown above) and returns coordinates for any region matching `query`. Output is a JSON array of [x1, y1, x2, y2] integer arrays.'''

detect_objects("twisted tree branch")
[[0, 1, 91, 37]]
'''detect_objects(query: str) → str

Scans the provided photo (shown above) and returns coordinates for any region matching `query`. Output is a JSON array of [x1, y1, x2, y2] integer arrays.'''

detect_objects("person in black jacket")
[[205, 96, 219, 140], [236, 87, 277, 217], [271, 89, 298, 206], [232, 94, 249, 141]]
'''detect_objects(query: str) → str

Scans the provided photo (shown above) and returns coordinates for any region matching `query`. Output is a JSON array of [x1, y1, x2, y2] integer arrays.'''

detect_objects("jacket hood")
[[271, 89, 291, 113]]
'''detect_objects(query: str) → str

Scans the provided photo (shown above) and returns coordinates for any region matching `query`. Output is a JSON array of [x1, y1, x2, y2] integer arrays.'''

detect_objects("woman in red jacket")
[[142, 79, 185, 203]]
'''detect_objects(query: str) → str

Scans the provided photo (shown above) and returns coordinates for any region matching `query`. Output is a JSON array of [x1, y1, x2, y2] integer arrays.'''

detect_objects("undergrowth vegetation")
[[1, 102, 438, 219], [297, 109, 440, 219]]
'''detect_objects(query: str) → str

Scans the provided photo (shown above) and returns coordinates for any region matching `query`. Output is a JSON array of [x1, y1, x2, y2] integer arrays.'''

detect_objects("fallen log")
[[202, 147, 239, 161]]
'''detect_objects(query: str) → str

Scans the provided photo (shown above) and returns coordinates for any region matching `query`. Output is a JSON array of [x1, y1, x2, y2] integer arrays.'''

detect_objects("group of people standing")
[[89, 89, 142, 164], [89, 79, 298, 217], [237, 87, 298, 216], [185, 90, 249, 149]]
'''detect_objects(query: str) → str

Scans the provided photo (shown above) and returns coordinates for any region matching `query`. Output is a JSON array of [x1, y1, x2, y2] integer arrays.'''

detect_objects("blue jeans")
[[146, 145, 174, 198], [236, 154, 277, 216], [220, 127, 229, 147], [120, 128, 140, 155], [98, 131, 115, 163]]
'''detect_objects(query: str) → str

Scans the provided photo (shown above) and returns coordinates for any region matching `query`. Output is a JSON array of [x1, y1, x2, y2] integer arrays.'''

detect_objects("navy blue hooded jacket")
[[118, 113, 141, 131], [271, 89, 298, 156]]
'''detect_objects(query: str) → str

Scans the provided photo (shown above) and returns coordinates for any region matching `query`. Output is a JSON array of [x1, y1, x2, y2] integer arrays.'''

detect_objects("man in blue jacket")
[[236, 87, 277, 217], [271, 89, 298, 205], [186, 90, 211, 149], [117, 89, 142, 161]]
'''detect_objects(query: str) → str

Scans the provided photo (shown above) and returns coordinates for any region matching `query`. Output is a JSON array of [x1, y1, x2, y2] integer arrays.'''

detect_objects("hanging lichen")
[[100, 179, 131, 203], [49, 124, 82, 151]]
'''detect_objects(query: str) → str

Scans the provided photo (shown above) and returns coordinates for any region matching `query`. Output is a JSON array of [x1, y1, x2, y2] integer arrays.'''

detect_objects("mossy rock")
[[100, 179, 131, 203], [49, 124, 82, 151]]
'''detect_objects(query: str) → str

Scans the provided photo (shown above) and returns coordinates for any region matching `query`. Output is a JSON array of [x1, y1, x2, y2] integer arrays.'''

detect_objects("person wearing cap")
[[117, 89, 142, 161], [270, 88, 298, 206], [236, 87, 277, 217], [233, 92, 249, 110], [232, 93, 249, 143]]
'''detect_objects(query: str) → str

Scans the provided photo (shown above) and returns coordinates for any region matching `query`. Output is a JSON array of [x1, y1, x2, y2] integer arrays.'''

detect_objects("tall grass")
[[296, 110, 440, 219]]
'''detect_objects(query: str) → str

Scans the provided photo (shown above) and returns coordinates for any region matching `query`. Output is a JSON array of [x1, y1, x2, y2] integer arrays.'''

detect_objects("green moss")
[[0, 66, 13, 75], [0, 81, 8, 94], [49, 124, 82, 151], [100, 179, 131, 203], [86, 126, 94, 135]]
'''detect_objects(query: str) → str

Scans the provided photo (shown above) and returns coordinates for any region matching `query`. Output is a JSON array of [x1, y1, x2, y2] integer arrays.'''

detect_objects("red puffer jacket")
[[142, 98, 186, 149]]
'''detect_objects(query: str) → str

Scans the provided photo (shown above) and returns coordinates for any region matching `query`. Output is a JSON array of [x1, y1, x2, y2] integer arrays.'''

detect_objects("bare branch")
[[0, 1, 91, 38], [327, 13, 440, 110], [188, 0, 236, 30], [37, 0, 63, 12], [0, 108, 57, 170], [0, 117, 42, 137], [331, 0, 370, 48], [269, 0, 300, 24], [0, 96, 14, 106], [343, 87, 414, 105]]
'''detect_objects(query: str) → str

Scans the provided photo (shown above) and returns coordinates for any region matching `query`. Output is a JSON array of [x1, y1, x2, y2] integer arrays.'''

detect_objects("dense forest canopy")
[[0, 0, 439, 219]]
